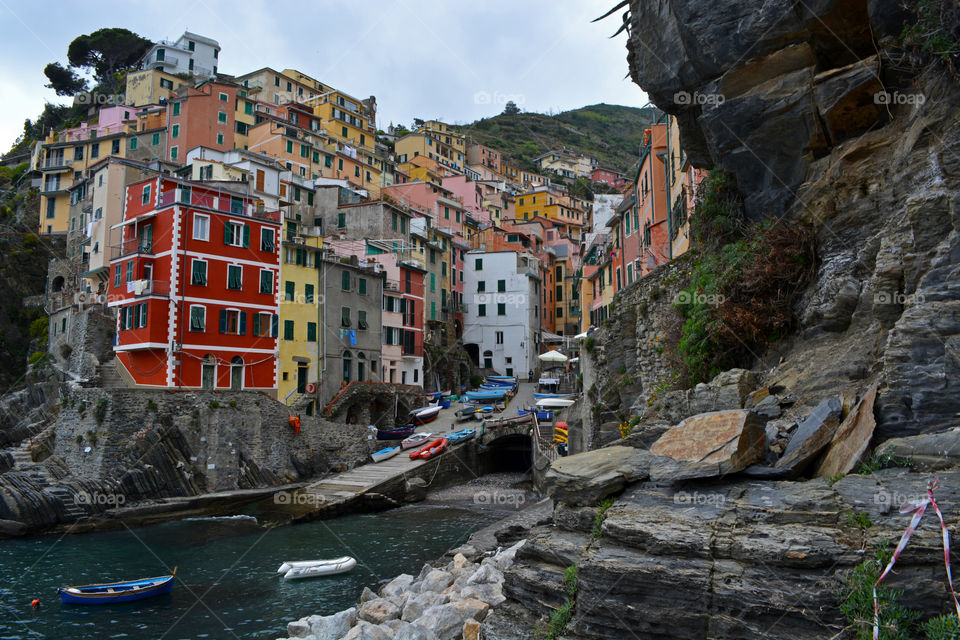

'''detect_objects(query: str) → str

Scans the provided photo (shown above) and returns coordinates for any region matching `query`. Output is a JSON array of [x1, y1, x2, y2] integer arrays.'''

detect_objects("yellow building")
[[514, 187, 586, 238], [395, 121, 465, 173], [124, 69, 189, 107], [277, 226, 324, 414]]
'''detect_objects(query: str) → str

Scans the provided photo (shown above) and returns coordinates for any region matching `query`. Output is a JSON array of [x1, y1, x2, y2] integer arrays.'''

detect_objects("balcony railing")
[[119, 238, 156, 256], [125, 280, 170, 297], [157, 189, 281, 222]]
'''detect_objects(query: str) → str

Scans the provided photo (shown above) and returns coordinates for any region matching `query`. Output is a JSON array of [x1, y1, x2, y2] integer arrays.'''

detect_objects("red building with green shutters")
[[108, 176, 281, 390]]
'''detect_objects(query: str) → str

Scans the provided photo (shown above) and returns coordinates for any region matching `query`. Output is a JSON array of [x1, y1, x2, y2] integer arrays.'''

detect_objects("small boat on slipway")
[[410, 437, 448, 461], [371, 425, 416, 440], [411, 405, 442, 425], [401, 432, 433, 450], [371, 446, 400, 463], [445, 429, 475, 444], [58, 568, 177, 605], [280, 556, 357, 580]]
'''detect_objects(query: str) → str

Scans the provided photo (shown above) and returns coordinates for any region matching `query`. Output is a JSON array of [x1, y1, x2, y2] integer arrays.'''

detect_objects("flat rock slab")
[[875, 426, 960, 471], [544, 446, 651, 506], [816, 383, 878, 478], [649, 410, 765, 481], [775, 396, 843, 476]]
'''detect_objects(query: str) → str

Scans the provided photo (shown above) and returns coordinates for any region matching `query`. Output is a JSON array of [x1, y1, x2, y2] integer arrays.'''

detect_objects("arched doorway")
[[230, 356, 244, 390], [51, 276, 65, 292], [201, 354, 216, 390]]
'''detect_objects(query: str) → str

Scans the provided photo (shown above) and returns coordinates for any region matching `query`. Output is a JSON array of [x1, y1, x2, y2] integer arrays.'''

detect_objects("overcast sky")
[[0, 0, 647, 152]]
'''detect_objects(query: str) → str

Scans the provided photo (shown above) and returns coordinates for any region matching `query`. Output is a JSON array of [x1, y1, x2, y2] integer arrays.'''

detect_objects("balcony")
[[157, 189, 281, 223], [125, 279, 170, 297], [119, 238, 157, 257]]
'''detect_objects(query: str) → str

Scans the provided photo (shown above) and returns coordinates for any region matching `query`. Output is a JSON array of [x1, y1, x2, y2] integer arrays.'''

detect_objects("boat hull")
[[411, 438, 449, 461], [533, 393, 574, 399], [283, 557, 357, 580], [401, 433, 432, 450], [371, 447, 400, 462], [59, 574, 175, 605], [411, 407, 441, 425], [375, 426, 416, 440]]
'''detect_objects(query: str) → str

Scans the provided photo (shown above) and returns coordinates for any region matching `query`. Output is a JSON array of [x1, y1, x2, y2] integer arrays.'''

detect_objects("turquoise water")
[[0, 504, 501, 639]]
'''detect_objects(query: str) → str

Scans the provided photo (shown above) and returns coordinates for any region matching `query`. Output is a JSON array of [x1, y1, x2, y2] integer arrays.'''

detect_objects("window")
[[244, 101, 253, 115], [498, 279, 506, 292], [172, 124, 179, 138], [172, 102, 180, 116], [477, 281, 485, 292], [142, 183, 151, 205], [286, 140, 293, 154], [188, 59, 194, 72], [284, 281, 295, 301], [283, 320, 294, 340], [193, 214, 209, 240], [358, 278, 367, 295], [478, 304, 486, 317], [191, 259, 207, 286], [171, 146, 178, 160], [475, 258, 482, 270], [152, 133, 160, 145], [135, 303, 148, 328], [496, 331, 504, 345], [45, 199, 56, 219], [217, 112, 227, 123], [498, 303, 506, 315], [358, 310, 368, 330], [219, 92, 228, 102], [224, 221, 249, 247], [341, 270, 350, 291], [217, 133, 224, 145], [307, 322, 317, 341], [260, 228, 274, 252], [341, 306, 351, 327], [259, 270, 273, 294], [189, 305, 206, 331], [125, 261, 134, 282], [430, 273, 435, 292], [227, 265, 242, 290], [252, 312, 272, 337], [129, 136, 137, 150], [114, 264, 121, 288], [305, 284, 314, 304]]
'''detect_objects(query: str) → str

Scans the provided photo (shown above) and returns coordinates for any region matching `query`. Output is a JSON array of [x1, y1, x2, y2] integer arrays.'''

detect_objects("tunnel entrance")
[[479, 434, 532, 474]]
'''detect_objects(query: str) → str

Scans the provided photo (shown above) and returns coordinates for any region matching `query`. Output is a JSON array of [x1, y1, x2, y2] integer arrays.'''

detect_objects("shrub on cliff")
[[674, 171, 815, 384]]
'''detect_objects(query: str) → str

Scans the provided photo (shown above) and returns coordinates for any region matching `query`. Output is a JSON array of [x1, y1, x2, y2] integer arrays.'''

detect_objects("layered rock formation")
[[0, 387, 372, 534]]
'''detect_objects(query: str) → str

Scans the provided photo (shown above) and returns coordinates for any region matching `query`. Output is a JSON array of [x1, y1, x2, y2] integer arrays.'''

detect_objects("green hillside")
[[453, 103, 659, 176]]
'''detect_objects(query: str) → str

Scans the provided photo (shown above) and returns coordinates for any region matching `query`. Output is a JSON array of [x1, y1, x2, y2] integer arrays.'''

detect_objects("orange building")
[[166, 80, 239, 164]]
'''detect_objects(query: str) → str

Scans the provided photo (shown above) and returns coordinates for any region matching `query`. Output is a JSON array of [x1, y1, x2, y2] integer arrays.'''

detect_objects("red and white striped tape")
[[873, 478, 960, 639]]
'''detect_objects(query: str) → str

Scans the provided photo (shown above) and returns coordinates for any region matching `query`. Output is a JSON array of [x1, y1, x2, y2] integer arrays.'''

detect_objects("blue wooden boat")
[[446, 428, 476, 444], [374, 425, 416, 440], [59, 568, 176, 605], [533, 392, 575, 400], [483, 378, 516, 388], [464, 390, 508, 401]]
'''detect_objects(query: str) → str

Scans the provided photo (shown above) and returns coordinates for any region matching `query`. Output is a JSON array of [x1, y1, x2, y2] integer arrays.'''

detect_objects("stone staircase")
[[5, 440, 89, 523], [97, 358, 127, 388]]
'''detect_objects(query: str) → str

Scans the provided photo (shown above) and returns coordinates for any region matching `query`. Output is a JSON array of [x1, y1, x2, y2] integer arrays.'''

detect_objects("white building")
[[462, 250, 540, 378], [140, 31, 221, 78]]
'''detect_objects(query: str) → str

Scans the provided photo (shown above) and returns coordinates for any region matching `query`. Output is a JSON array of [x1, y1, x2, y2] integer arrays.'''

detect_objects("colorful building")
[[166, 80, 238, 164], [107, 176, 281, 390], [395, 121, 465, 173]]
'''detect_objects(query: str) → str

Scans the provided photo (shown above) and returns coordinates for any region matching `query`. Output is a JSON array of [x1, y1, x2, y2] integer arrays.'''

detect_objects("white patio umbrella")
[[538, 350, 568, 363]]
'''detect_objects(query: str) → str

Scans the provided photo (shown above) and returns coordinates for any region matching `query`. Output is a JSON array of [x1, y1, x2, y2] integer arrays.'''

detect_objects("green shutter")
[[359, 278, 366, 295], [239, 311, 247, 335], [253, 313, 260, 336], [224, 221, 231, 244], [219, 310, 227, 333], [272, 315, 279, 338], [341, 270, 350, 291], [242, 225, 250, 248]]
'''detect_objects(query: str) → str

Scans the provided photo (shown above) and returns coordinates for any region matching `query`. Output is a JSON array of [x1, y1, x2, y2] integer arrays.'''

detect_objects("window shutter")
[[272, 314, 279, 338], [242, 225, 250, 248], [239, 311, 247, 335], [223, 221, 231, 244], [219, 309, 227, 333], [253, 313, 260, 336]]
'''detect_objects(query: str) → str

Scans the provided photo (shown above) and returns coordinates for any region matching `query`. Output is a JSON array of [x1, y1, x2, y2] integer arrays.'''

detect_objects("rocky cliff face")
[[488, 2, 960, 637], [0, 388, 371, 534]]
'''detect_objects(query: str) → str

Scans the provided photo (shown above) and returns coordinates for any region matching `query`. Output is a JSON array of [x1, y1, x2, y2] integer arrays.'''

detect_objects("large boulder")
[[816, 383, 878, 478], [305, 607, 356, 640], [402, 592, 450, 622], [649, 410, 766, 480], [416, 599, 490, 640], [419, 568, 454, 593], [381, 573, 414, 597], [544, 446, 651, 506], [359, 599, 401, 624], [775, 397, 843, 475]]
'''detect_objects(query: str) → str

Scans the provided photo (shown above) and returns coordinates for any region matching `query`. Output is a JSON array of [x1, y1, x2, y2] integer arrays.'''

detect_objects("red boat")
[[410, 438, 448, 461]]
